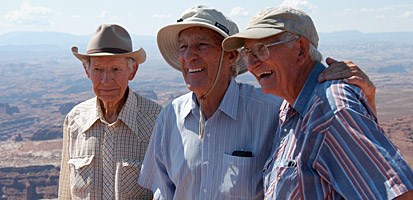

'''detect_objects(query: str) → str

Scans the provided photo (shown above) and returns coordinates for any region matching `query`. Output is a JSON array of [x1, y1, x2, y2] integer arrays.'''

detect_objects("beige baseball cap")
[[223, 6, 319, 51]]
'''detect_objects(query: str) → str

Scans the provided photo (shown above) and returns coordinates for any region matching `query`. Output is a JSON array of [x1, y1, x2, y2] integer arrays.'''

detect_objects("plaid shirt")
[[58, 88, 162, 200], [263, 63, 413, 200]]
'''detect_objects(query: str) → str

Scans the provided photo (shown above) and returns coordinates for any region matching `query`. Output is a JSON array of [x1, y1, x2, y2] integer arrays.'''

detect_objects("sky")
[[1, 0, 413, 36]]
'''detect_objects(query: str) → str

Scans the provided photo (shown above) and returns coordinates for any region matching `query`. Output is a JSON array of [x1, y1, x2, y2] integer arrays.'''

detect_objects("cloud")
[[5, 0, 56, 26], [335, 8, 355, 16], [376, 15, 386, 20], [72, 15, 81, 20], [337, 6, 394, 16], [99, 10, 119, 21], [360, 6, 394, 13], [229, 7, 249, 17], [399, 11, 413, 18], [100, 10, 108, 18], [152, 14, 172, 19], [280, 0, 317, 12]]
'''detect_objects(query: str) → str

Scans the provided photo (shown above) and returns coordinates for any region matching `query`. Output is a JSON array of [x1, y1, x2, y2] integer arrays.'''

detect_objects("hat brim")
[[223, 28, 285, 51], [71, 46, 146, 64], [157, 21, 247, 75]]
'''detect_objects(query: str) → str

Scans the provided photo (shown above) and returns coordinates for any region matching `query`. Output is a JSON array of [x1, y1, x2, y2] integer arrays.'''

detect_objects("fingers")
[[325, 57, 338, 66], [344, 76, 376, 96], [319, 59, 356, 82]]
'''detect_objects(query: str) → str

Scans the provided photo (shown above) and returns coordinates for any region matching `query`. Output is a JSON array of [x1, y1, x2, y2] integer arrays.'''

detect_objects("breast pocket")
[[263, 158, 298, 198], [220, 154, 261, 199], [68, 155, 95, 198], [118, 159, 152, 199]]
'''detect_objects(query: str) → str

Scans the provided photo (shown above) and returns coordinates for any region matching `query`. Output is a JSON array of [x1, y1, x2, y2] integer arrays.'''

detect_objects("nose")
[[181, 45, 199, 62], [245, 52, 260, 66], [246, 54, 261, 72], [101, 70, 114, 83]]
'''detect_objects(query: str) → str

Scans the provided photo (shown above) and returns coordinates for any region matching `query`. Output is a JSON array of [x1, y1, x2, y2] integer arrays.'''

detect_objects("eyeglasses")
[[240, 38, 296, 64]]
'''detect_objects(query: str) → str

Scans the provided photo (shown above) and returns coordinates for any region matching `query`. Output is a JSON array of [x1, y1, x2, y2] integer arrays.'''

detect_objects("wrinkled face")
[[178, 27, 232, 97], [86, 56, 136, 105], [243, 34, 297, 97]]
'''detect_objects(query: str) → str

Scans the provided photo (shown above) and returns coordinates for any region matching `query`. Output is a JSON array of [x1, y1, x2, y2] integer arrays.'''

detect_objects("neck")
[[100, 90, 128, 124], [196, 79, 230, 119], [285, 60, 315, 105]]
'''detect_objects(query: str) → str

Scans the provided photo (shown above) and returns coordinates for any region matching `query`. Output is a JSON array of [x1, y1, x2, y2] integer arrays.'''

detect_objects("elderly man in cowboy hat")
[[58, 24, 162, 200], [138, 5, 376, 200], [223, 6, 413, 200]]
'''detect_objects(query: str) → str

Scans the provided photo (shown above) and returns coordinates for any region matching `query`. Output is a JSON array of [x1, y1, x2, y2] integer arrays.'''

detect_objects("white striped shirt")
[[139, 79, 283, 200]]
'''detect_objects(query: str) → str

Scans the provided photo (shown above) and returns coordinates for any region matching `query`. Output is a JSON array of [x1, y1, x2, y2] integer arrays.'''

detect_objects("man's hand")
[[318, 57, 377, 114]]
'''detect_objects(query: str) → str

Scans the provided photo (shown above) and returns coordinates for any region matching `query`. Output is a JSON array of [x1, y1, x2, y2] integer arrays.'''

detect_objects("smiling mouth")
[[188, 68, 204, 73], [257, 70, 273, 79]]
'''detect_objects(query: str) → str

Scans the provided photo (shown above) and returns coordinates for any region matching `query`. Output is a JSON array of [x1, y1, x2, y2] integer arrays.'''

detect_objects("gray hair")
[[84, 57, 136, 72], [279, 32, 322, 62]]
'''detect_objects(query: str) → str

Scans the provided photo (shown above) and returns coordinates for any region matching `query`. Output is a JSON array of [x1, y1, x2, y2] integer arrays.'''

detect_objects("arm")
[[394, 190, 413, 200], [314, 84, 413, 199], [319, 57, 376, 114], [58, 116, 71, 199], [138, 114, 175, 200]]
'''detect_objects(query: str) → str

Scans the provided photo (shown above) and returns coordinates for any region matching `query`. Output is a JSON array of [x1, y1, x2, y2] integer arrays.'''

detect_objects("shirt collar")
[[79, 88, 140, 135], [118, 88, 141, 134], [293, 62, 326, 117], [183, 78, 239, 120], [218, 78, 239, 120]]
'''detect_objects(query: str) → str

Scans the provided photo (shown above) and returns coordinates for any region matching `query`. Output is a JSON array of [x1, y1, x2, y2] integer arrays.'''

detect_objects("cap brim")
[[223, 28, 285, 51], [71, 46, 146, 64]]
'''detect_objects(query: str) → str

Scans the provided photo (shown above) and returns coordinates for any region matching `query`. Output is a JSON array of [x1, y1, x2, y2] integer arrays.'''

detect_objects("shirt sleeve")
[[313, 84, 413, 199], [58, 115, 72, 200], [138, 112, 175, 200]]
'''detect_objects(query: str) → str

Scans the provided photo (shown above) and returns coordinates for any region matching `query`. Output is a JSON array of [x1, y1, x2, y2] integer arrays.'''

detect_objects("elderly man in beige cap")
[[58, 24, 162, 200], [223, 6, 413, 200], [138, 5, 376, 200]]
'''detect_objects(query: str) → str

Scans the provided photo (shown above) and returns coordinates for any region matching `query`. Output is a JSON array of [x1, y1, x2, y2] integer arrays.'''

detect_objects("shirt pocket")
[[220, 153, 261, 199], [68, 155, 95, 198], [263, 159, 298, 199], [118, 159, 152, 199]]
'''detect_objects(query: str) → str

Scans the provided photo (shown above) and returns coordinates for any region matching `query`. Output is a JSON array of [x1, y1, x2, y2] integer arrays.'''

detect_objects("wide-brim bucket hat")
[[71, 24, 146, 64], [157, 5, 247, 75]]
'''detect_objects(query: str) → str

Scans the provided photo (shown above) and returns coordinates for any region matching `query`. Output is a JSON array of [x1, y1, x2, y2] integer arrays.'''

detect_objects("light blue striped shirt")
[[139, 79, 283, 200], [263, 63, 413, 199]]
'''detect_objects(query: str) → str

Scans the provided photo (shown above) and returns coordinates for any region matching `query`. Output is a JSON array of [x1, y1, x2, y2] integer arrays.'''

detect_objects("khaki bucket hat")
[[157, 5, 247, 75], [71, 24, 146, 64], [223, 6, 319, 51]]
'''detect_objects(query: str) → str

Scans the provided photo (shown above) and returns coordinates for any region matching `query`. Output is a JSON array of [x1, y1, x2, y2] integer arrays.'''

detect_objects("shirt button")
[[207, 133, 211, 137], [205, 161, 209, 165], [284, 129, 288, 132], [204, 188, 207, 193]]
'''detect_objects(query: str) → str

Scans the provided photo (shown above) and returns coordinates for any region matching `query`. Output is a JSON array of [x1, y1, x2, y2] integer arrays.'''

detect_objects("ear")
[[227, 50, 239, 66], [297, 37, 310, 65], [128, 63, 139, 80]]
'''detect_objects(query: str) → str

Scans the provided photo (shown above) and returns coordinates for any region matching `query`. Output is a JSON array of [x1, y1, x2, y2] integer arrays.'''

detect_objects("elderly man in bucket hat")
[[138, 5, 376, 200], [58, 24, 162, 199], [223, 6, 413, 199]]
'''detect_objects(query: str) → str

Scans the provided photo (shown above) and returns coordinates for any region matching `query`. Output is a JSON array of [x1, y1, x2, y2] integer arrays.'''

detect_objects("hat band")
[[87, 48, 130, 54], [176, 18, 229, 35]]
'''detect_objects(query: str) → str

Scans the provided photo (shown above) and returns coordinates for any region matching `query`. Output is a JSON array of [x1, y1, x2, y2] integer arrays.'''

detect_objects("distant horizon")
[[1, 29, 413, 38], [1, 0, 412, 36]]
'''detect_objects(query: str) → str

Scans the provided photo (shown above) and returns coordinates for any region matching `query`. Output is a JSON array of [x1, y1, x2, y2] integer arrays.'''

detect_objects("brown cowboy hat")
[[71, 24, 146, 64]]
